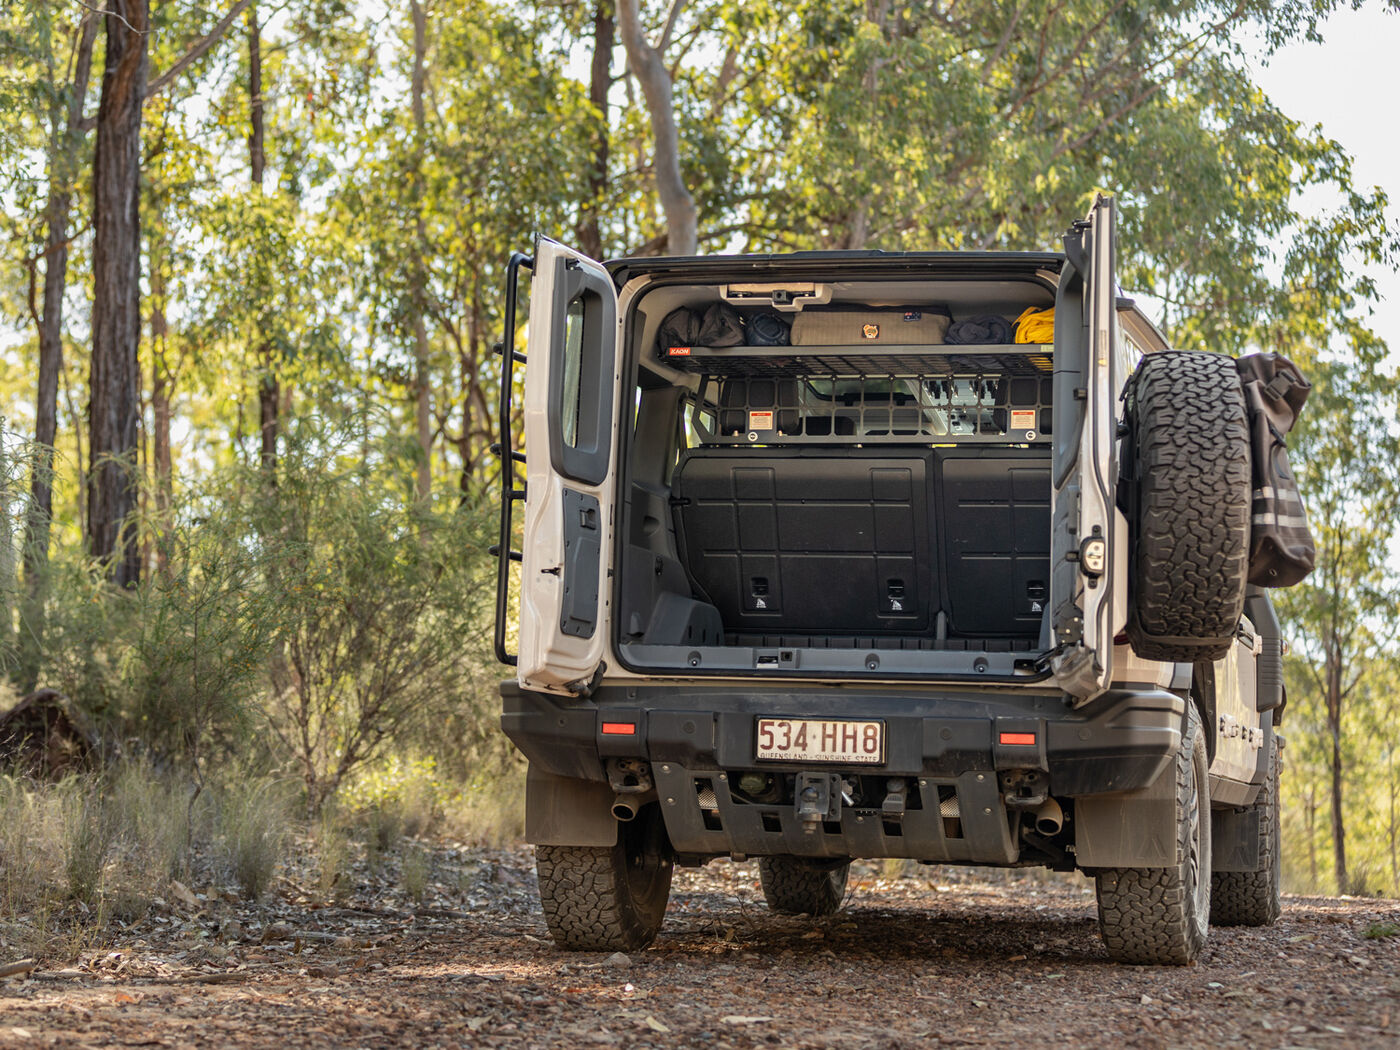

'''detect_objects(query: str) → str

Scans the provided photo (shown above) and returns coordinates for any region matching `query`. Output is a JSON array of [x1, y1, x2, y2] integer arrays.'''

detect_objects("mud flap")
[[525, 765, 618, 847], [1210, 805, 1261, 872], [1074, 746, 1178, 868]]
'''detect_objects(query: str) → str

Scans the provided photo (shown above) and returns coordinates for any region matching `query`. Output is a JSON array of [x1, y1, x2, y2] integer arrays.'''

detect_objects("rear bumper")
[[500, 679, 1184, 861]]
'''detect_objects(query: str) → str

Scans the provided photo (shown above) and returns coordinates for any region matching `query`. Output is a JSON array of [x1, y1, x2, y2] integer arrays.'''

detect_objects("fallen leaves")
[[0, 848, 1396, 1050]]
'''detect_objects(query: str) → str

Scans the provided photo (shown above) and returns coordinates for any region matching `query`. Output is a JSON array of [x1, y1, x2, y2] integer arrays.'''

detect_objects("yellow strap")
[[1014, 306, 1055, 344]]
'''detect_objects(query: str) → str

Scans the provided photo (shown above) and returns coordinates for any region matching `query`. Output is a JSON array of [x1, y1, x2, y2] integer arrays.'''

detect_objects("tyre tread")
[[1096, 704, 1211, 965], [1211, 745, 1283, 927], [1127, 351, 1251, 662], [536, 838, 670, 951], [758, 857, 850, 916]]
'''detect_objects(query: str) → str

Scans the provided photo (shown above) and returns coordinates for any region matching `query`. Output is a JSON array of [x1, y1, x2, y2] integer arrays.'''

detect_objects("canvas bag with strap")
[[1235, 352, 1315, 587]]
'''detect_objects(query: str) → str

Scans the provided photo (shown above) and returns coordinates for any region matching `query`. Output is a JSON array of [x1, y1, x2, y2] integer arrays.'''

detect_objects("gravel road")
[[2, 849, 1396, 1049]]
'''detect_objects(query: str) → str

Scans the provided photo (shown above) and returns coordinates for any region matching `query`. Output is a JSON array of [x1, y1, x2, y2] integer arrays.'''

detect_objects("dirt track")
[[2, 850, 1397, 1049]]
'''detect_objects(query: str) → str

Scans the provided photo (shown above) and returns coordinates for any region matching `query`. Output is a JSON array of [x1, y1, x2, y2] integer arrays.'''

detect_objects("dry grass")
[[314, 809, 352, 904], [401, 843, 430, 902], [219, 776, 296, 900], [0, 753, 526, 960], [441, 766, 526, 848]]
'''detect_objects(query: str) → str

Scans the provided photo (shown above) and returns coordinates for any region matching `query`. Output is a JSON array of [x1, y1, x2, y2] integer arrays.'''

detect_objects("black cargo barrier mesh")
[[691, 369, 1053, 446]]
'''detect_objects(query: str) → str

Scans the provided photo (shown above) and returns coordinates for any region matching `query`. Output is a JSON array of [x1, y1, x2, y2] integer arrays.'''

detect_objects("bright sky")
[[1239, 5, 1400, 358]]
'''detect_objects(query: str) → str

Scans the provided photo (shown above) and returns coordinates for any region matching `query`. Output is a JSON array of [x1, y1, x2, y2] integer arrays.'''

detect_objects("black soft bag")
[[655, 303, 745, 359], [1236, 353, 1315, 587], [745, 311, 791, 346]]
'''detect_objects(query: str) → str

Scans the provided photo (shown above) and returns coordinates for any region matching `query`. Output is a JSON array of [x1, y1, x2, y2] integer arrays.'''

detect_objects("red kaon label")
[[601, 722, 636, 736], [999, 732, 1037, 746], [667, 346, 692, 356]]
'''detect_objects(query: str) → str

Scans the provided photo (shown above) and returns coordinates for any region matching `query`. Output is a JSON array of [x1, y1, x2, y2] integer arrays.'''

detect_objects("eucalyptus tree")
[[339, 0, 592, 498], [1274, 360, 1400, 894]]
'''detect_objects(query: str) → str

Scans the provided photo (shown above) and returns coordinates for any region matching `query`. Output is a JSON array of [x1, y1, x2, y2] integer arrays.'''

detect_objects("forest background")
[[1, 0, 1399, 943]]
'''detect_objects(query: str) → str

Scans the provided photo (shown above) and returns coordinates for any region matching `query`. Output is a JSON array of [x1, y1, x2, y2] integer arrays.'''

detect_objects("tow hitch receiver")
[[796, 772, 844, 826]]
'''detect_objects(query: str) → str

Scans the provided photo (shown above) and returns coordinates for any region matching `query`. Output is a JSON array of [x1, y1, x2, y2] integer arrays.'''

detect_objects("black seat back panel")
[[673, 451, 934, 633], [936, 449, 1051, 637]]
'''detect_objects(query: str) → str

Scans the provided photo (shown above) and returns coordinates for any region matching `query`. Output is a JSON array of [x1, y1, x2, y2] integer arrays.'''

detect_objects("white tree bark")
[[617, 0, 697, 256]]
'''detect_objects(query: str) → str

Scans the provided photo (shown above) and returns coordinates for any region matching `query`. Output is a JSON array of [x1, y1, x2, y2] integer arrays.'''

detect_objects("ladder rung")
[[511, 487, 526, 501], [493, 341, 527, 365], [488, 545, 523, 563], [490, 442, 527, 465]]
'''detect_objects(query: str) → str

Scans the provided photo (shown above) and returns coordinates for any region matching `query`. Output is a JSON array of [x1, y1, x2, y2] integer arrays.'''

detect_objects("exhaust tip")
[[1033, 797, 1063, 836], [611, 798, 639, 822]]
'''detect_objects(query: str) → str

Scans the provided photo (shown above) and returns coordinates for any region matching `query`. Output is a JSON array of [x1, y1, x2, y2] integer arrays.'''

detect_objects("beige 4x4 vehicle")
[[492, 197, 1298, 964]]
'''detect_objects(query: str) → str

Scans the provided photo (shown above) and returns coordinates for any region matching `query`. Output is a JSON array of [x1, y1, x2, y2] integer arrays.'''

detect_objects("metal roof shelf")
[[661, 343, 1053, 378]]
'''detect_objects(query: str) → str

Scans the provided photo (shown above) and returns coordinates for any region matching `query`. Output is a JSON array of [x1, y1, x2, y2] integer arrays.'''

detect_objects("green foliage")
[[341, 754, 443, 840], [127, 515, 283, 775], [249, 425, 497, 813]]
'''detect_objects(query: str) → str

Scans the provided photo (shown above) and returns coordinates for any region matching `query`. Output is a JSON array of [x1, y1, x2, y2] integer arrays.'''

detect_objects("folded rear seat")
[[672, 449, 936, 635], [935, 448, 1051, 639]]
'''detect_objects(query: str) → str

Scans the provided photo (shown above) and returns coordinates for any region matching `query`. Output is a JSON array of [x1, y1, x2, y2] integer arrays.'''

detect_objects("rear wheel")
[[1211, 741, 1283, 927], [535, 806, 673, 951], [1096, 703, 1212, 965], [758, 856, 850, 916], [1127, 351, 1250, 662]]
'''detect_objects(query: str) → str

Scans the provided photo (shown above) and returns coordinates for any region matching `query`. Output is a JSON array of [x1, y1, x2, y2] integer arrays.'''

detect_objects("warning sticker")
[[667, 346, 691, 356], [1010, 409, 1037, 431], [749, 410, 774, 431]]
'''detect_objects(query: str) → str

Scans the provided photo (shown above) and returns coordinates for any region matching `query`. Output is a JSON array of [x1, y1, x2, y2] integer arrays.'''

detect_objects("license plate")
[[755, 718, 885, 764]]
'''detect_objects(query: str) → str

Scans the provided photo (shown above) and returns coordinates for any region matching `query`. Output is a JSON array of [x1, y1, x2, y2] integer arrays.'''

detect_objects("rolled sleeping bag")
[[946, 314, 1013, 345]]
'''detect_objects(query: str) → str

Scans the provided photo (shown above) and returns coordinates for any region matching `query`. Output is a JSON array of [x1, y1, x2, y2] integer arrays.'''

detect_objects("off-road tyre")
[[758, 856, 850, 916], [1096, 703, 1212, 965], [1126, 351, 1250, 663], [1211, 742, 1283, 927], [535, 806, 673, 951]]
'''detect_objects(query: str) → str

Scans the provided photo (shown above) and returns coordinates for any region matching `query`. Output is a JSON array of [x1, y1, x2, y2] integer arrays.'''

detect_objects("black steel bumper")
[[501, 679, 1184, 862]]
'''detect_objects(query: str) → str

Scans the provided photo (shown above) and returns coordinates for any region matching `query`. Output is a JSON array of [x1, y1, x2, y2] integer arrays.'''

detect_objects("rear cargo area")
[[613, 272, 1061, 678]]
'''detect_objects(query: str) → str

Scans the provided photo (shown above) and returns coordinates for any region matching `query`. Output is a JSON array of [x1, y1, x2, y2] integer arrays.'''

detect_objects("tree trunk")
[[248, 4, 264, 187], [17, 11, 99, 689], [410, 0, 432, 505], [617, 0, 696, 256], [89, 0, 150, 588], [247, 2, 279, 481], [1304, 782, 1318, 890], [150, 260, 173, 580], [1389, 747, 1397, 894], [578, 0, 614, 260], [459, 273, 488, 501], [843, 2, 888, 250], [1325, 653, 1348, 893]]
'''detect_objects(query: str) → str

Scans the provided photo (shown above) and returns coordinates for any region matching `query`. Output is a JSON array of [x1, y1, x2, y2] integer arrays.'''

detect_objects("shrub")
[[218, 776, 295, 900], [251, 446, 496, 813]]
